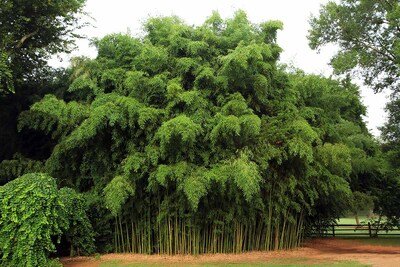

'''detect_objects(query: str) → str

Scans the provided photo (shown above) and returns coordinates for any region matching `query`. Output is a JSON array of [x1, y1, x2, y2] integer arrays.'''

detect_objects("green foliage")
[[0, 174, 95, 266], [59, 188, 95, 256], [156, 115, 202, 160], [351, 191, 374, 215], [308, 0, 400, 93], [382, 98, 400, 145], [45, 259, 63, 267], [103, 176, 135, 217], [373, 175, 400, 226], [228, 152, 262, 202], [0, 173, 68, 267], [316, 143, 351, 178], [309, 0, 400, 227], [0, 52, 13, 93], [18, 95, 90, 139], [0, 154, 44, 184], [181, 167, 208, 210], [7, 10, 381, 255], [0, 0, 87, 94]]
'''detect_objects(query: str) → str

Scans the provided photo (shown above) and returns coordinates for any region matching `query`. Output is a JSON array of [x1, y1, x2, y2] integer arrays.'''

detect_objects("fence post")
[[332, 225, 335, 237], [368, 222, 372, 237]]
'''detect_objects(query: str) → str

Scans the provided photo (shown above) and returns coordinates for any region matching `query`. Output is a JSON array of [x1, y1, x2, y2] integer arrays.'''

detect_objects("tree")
[[0, 67, 72, 180], [350, 191, 374, 224], [0, 0, 87, 180], [10, 11, 377, 255], [381, 98, 400, 155], [309, 0, 400, 229], [0, 0, 87, 94], [308, 0, 400, 94]]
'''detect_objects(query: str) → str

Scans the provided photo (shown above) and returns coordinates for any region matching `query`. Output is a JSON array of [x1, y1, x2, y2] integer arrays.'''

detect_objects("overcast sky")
[[51, 0, 389, 136]]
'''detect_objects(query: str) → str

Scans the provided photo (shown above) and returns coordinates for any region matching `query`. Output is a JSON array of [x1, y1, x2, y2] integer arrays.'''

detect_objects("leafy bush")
[[46, 258, 63, 267], [0, 173, 95, 266], [0, 173, 68, 267], [59, 187, 95, 256]]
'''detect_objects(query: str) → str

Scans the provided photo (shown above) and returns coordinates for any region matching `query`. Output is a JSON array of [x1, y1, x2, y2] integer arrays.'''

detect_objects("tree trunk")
[[355, 213, 360, 225], [367, 209, 374, 219]]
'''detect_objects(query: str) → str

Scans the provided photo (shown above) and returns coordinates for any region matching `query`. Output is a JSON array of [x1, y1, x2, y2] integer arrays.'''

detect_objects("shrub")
[[0, 173, 68, 267], [59, 187, 95, 256]]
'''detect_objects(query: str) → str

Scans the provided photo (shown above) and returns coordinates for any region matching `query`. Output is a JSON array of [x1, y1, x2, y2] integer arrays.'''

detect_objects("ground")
[[61, 238, 400, 267]]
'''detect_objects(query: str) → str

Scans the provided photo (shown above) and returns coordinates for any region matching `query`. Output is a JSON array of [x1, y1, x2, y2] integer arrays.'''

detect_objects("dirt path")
[[302, 239, 400, 266], [61, 238, 400, 267]]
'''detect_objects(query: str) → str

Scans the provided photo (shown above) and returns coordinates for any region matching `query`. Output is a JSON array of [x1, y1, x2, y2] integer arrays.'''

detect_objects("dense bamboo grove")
[[113, 213, 304, 254], [1, 10, 385, 260]]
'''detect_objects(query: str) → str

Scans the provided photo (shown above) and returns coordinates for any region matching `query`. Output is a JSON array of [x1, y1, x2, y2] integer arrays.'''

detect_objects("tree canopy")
[[2, 10, 382, 255], [309, 0, 400, 228], [309, 0, 400, 94], [0, 7, 393, 262], [0, 0, 87, 94], [0, 0, 87, 171]]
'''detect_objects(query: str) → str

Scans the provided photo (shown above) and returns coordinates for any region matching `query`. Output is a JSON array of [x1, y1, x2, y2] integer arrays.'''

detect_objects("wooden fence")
[[309, 223, 400, 237]]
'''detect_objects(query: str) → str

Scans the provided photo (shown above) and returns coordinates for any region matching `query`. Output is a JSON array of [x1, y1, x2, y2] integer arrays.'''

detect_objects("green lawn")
[[99, 259, 369, 267], [336, 217, 366, 224], [350, 237, 400, 247], [328, 217, 400, 237]]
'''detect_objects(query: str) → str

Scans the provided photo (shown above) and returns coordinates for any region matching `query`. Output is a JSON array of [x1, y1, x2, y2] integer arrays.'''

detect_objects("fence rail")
[[309, 223, 400, 237]]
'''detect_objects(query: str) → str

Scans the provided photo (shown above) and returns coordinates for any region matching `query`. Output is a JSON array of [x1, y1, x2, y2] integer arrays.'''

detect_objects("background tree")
[[309, 0, 400, 226], [350, 191, 374, 224], [308, 0, 400, 93], [0, 0, 87, 182], [0, 0, 87, 94]]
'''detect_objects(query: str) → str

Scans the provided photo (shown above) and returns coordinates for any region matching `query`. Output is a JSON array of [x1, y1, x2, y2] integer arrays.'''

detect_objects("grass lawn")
[[350, 237, 400, 247], [336, 216, 370, 224], [99, 259, 369, 267], [330, 217, 400, 237]]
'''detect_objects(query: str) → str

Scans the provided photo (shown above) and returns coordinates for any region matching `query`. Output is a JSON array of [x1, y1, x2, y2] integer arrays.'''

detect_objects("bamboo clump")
[[113, 210, 304, 254]]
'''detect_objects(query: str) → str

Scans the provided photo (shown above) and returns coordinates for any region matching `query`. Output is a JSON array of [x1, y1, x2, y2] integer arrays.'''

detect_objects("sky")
[[50, 0, 389, 136]]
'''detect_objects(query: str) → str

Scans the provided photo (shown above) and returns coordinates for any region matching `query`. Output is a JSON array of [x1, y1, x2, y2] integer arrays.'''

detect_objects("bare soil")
[[61, 238, 400, 267]]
